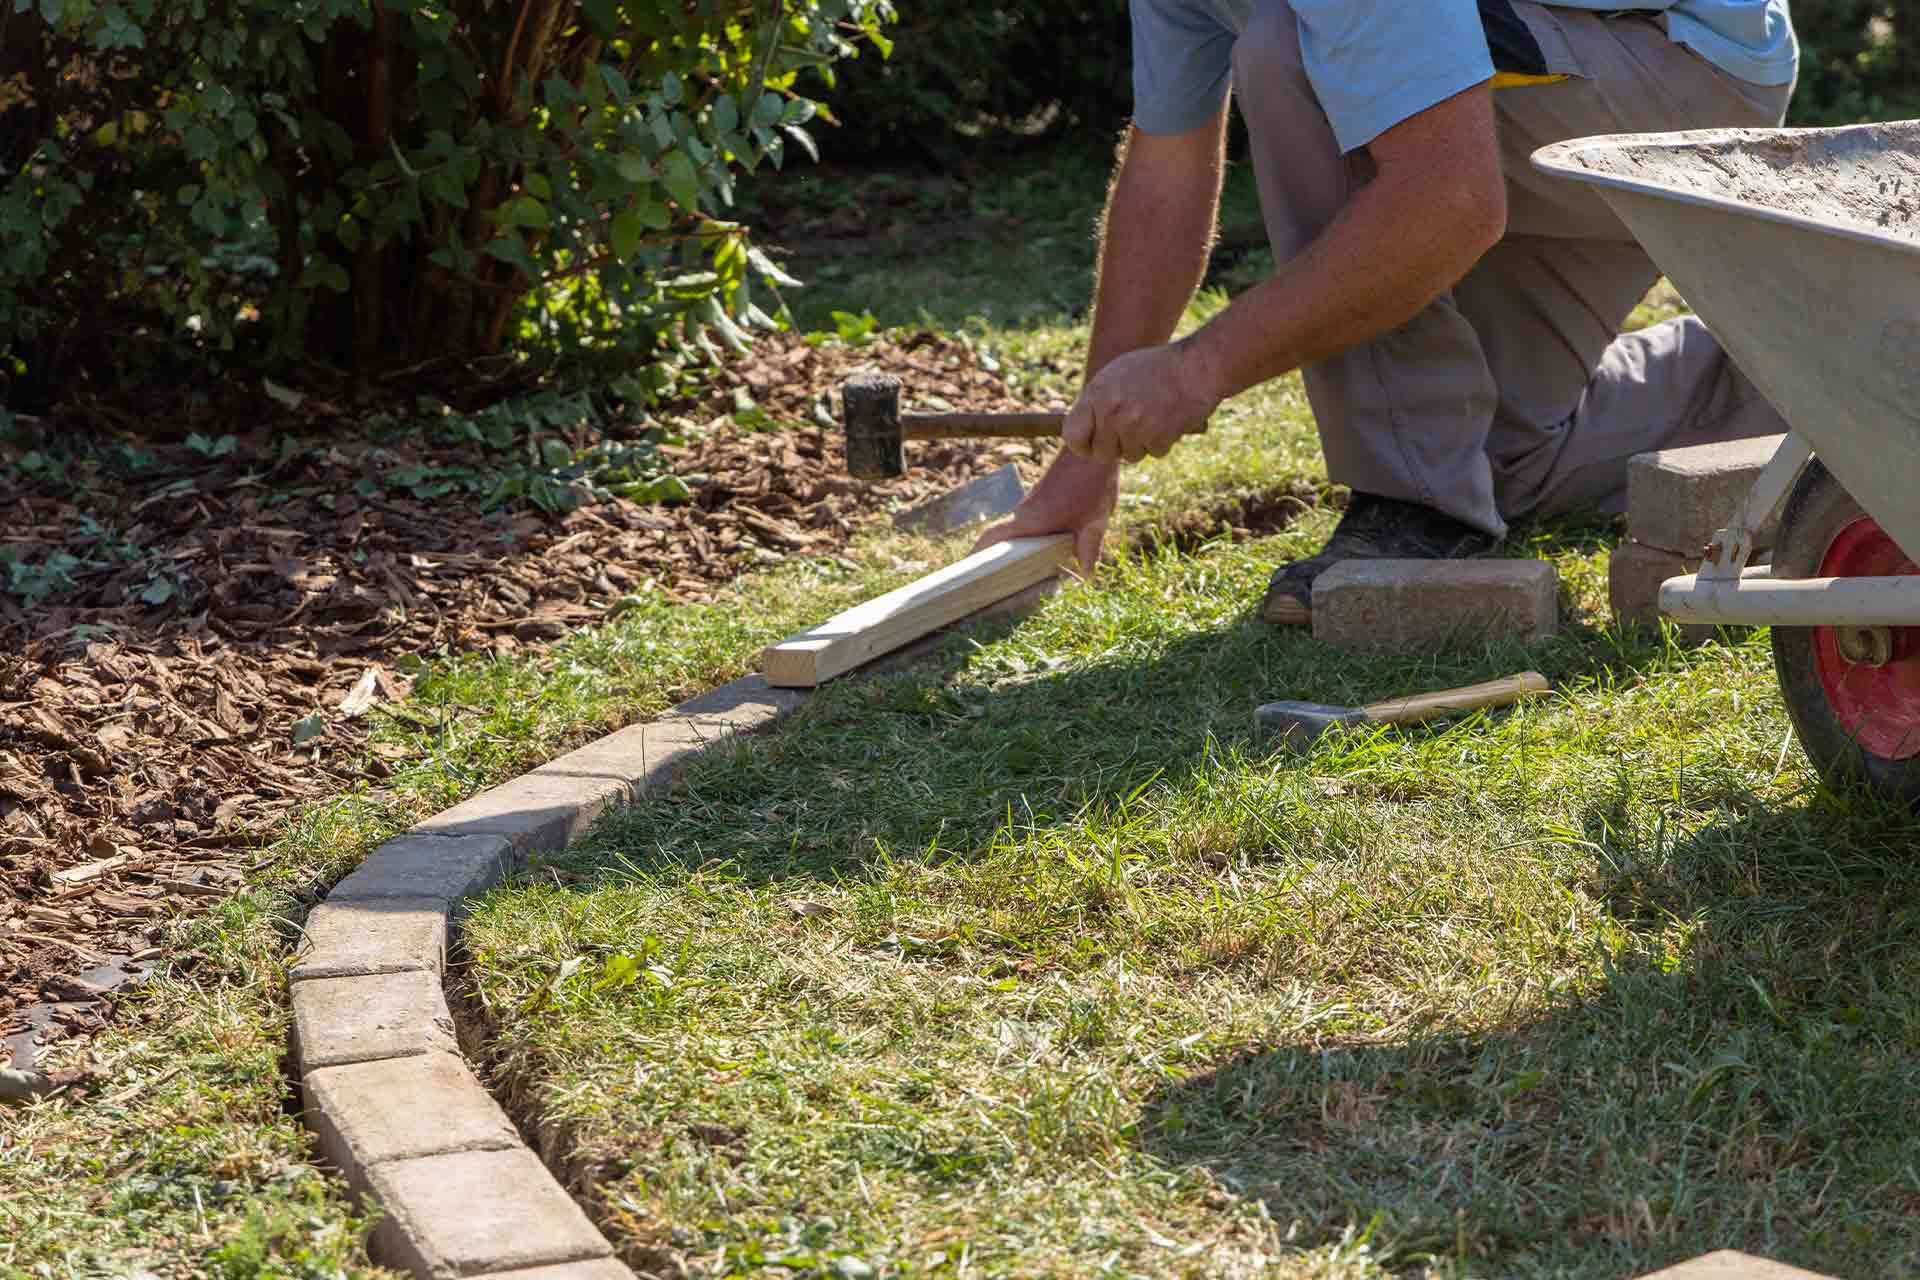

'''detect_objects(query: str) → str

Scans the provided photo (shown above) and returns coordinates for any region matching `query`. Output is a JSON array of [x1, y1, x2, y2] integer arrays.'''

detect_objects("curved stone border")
[[292, 676, 806, 1279]]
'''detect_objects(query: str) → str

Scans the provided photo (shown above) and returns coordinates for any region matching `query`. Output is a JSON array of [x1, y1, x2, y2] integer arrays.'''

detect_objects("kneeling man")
[[981, 0, 1797, 620]]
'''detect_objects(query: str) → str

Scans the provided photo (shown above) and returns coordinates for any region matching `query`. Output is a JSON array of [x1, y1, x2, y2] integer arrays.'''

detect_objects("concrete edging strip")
[[291, 675, 807, 1279]]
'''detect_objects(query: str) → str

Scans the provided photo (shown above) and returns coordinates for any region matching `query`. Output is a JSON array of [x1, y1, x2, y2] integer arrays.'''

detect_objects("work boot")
[[1261, 492, 1501, 624]]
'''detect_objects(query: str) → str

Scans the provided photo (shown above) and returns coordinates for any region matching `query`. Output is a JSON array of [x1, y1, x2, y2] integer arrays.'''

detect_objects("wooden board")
[[762, 535, 1074, 687], [1635, 1252, 1834, 1280]]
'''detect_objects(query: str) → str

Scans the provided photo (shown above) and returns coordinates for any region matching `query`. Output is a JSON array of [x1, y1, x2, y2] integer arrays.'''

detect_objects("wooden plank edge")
[[762, 535, 1073, 687]]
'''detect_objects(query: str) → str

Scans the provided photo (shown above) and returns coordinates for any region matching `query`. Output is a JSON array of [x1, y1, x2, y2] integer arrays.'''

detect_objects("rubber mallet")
[[1255, 671, 1550, 754], [842, 371, 1063, 479]]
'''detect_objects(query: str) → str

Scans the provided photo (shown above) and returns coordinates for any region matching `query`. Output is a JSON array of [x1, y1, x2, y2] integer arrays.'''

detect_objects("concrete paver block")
[[668, 673, 809, 729], [1635, 1250, 1835, 1279], [412, 769, 632, 856], [472, 1263, 638, 1280], [1609, 540, 1698, 629], [893, 463, 1024, 534], [329, 833, 519, 913], [536, 718, 731, 803], [1628, 433, 1786, 555], [292, 970, 457, 1072], [1608, 540, 1754, 644], [370, 1147, 612, 1278], [1312, 559, 1559, 654], [304, 1052, 520, 1199], [293, 898, 448, 981]]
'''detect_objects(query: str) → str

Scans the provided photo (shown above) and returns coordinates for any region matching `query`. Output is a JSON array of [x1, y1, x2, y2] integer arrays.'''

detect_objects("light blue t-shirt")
[[1131, 0, 1797, 153]]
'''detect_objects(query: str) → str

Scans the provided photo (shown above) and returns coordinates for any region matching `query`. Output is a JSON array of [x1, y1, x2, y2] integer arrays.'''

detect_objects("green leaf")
[[780, 124, 817, 164], [498, 195, 548, 230], [290, 713, 326, 746], [660, 151, 699, 212], [610, 208, 642, 261], [748, 246, 801, 289], [751, 92, 785, 128], [613, 153, 652, 183], [637, 192, 671, 230], [712, 94, 738, 134], [582, 0, 618, 36], [661, 71, 683, 105]]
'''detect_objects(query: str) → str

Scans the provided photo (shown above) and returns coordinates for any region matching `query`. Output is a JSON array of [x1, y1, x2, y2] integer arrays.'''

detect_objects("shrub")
[[814, 2, 1130, 159], [812, 1, 1916, 160], [1789, 1, 1917, 124], [0, 0, 889, 405]]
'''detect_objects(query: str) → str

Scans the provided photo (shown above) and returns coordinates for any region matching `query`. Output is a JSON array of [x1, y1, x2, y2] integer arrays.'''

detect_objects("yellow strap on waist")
[[1490, 71, 1570, 88]]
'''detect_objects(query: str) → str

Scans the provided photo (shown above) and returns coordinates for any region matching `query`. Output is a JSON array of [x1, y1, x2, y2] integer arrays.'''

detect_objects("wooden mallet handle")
[[901, 412, 1065, 441], [1358, 672, 1550, 726]]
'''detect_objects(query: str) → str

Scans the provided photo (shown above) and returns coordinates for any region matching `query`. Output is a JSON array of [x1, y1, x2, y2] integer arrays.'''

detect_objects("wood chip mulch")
[[1, 330, 1055, 1067]]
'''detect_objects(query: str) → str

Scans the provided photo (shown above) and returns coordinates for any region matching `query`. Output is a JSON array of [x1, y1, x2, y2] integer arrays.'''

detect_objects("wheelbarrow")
[[1533, 122, 1920, 807]]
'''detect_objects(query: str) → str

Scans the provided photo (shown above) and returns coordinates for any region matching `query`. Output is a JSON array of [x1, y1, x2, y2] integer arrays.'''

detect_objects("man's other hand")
[[1064, 341, 1219, 465], [972, 452, 1119, 577]]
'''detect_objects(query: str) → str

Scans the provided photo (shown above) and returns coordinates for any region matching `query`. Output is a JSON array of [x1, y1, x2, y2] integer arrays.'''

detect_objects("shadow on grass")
[[1134, 797, 1920, 1279], [566, 523, 1755, 891]]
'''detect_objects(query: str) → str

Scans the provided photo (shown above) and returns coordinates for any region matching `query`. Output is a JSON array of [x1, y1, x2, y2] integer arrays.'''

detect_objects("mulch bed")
[[1, 330, 1054, 1068]]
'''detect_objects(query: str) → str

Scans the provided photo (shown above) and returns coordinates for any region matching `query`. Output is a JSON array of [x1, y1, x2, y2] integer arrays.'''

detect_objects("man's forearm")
[[1085, 118, 1228, 380], [1179, 86, 1505, 405]]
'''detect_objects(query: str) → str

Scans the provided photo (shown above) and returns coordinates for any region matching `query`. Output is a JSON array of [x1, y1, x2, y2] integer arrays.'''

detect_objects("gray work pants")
[[1232, 1, 1794, 537]]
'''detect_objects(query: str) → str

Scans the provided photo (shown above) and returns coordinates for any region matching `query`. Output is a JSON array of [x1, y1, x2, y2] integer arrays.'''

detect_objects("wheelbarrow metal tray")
[[1533, 123, 1920, 565]]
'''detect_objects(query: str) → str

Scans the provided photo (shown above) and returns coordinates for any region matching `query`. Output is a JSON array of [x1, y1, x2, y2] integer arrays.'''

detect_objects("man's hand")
[[1063, 340, 1220, 465], [973, 451, 1118, 576]]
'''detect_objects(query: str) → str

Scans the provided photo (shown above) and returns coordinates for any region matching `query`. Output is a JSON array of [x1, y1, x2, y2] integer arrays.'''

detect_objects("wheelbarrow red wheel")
[[1770, 460, 1920, 808]]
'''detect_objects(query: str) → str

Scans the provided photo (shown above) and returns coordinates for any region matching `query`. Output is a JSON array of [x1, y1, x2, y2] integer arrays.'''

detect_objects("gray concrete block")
[[328, 833, 519, 913], [893, 463, 1024, 534], [527, 680, 809, 805], [534, 718, 728, 803], [667, 674, 809, 729], [471, 1263, 637, 1280], [304, 1052, 520, 1201], [292, 970, 457, 1073], [1312, 559, 1559, 654], [1628, 433, 1786, 555], [370, 1147, 612, 1278], [1636, 1251, 1835, 1280], [293, 898, 448, 981], [1607, 540, 1756, 645], [1608, 540, 1699, 631], [412, 769, 632, 856]]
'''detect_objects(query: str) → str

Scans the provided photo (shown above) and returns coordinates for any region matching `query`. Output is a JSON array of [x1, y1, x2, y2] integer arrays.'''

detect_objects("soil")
[[0, 329, 1056, 1069]]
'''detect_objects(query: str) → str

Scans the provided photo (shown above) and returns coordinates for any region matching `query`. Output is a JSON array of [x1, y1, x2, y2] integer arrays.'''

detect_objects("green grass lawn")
[[460, 426, 1920, 1278], [459, 144, 1920, 1279], [453, 152, 1920, 1275]]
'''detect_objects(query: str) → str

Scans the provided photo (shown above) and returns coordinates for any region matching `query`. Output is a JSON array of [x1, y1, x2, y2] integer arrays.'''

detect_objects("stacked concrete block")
[[1612, 434, 1785, 635]]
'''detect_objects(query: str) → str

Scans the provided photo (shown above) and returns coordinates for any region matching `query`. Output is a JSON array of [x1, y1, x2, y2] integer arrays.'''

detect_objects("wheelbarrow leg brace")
[[1699, 433, 1814, 581]]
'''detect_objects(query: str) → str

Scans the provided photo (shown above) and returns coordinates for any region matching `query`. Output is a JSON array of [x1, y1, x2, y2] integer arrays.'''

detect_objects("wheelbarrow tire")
[[1770, 460, 1920, 809]]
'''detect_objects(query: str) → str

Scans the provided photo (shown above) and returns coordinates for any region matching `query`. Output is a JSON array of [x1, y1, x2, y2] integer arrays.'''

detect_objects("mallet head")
[[842, 371, 905, 480], [1253, 700, 1366, 755]]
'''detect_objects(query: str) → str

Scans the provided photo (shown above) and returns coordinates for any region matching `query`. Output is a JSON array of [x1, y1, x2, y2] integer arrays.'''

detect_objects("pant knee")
[[1230, 0, 1312, 110]]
